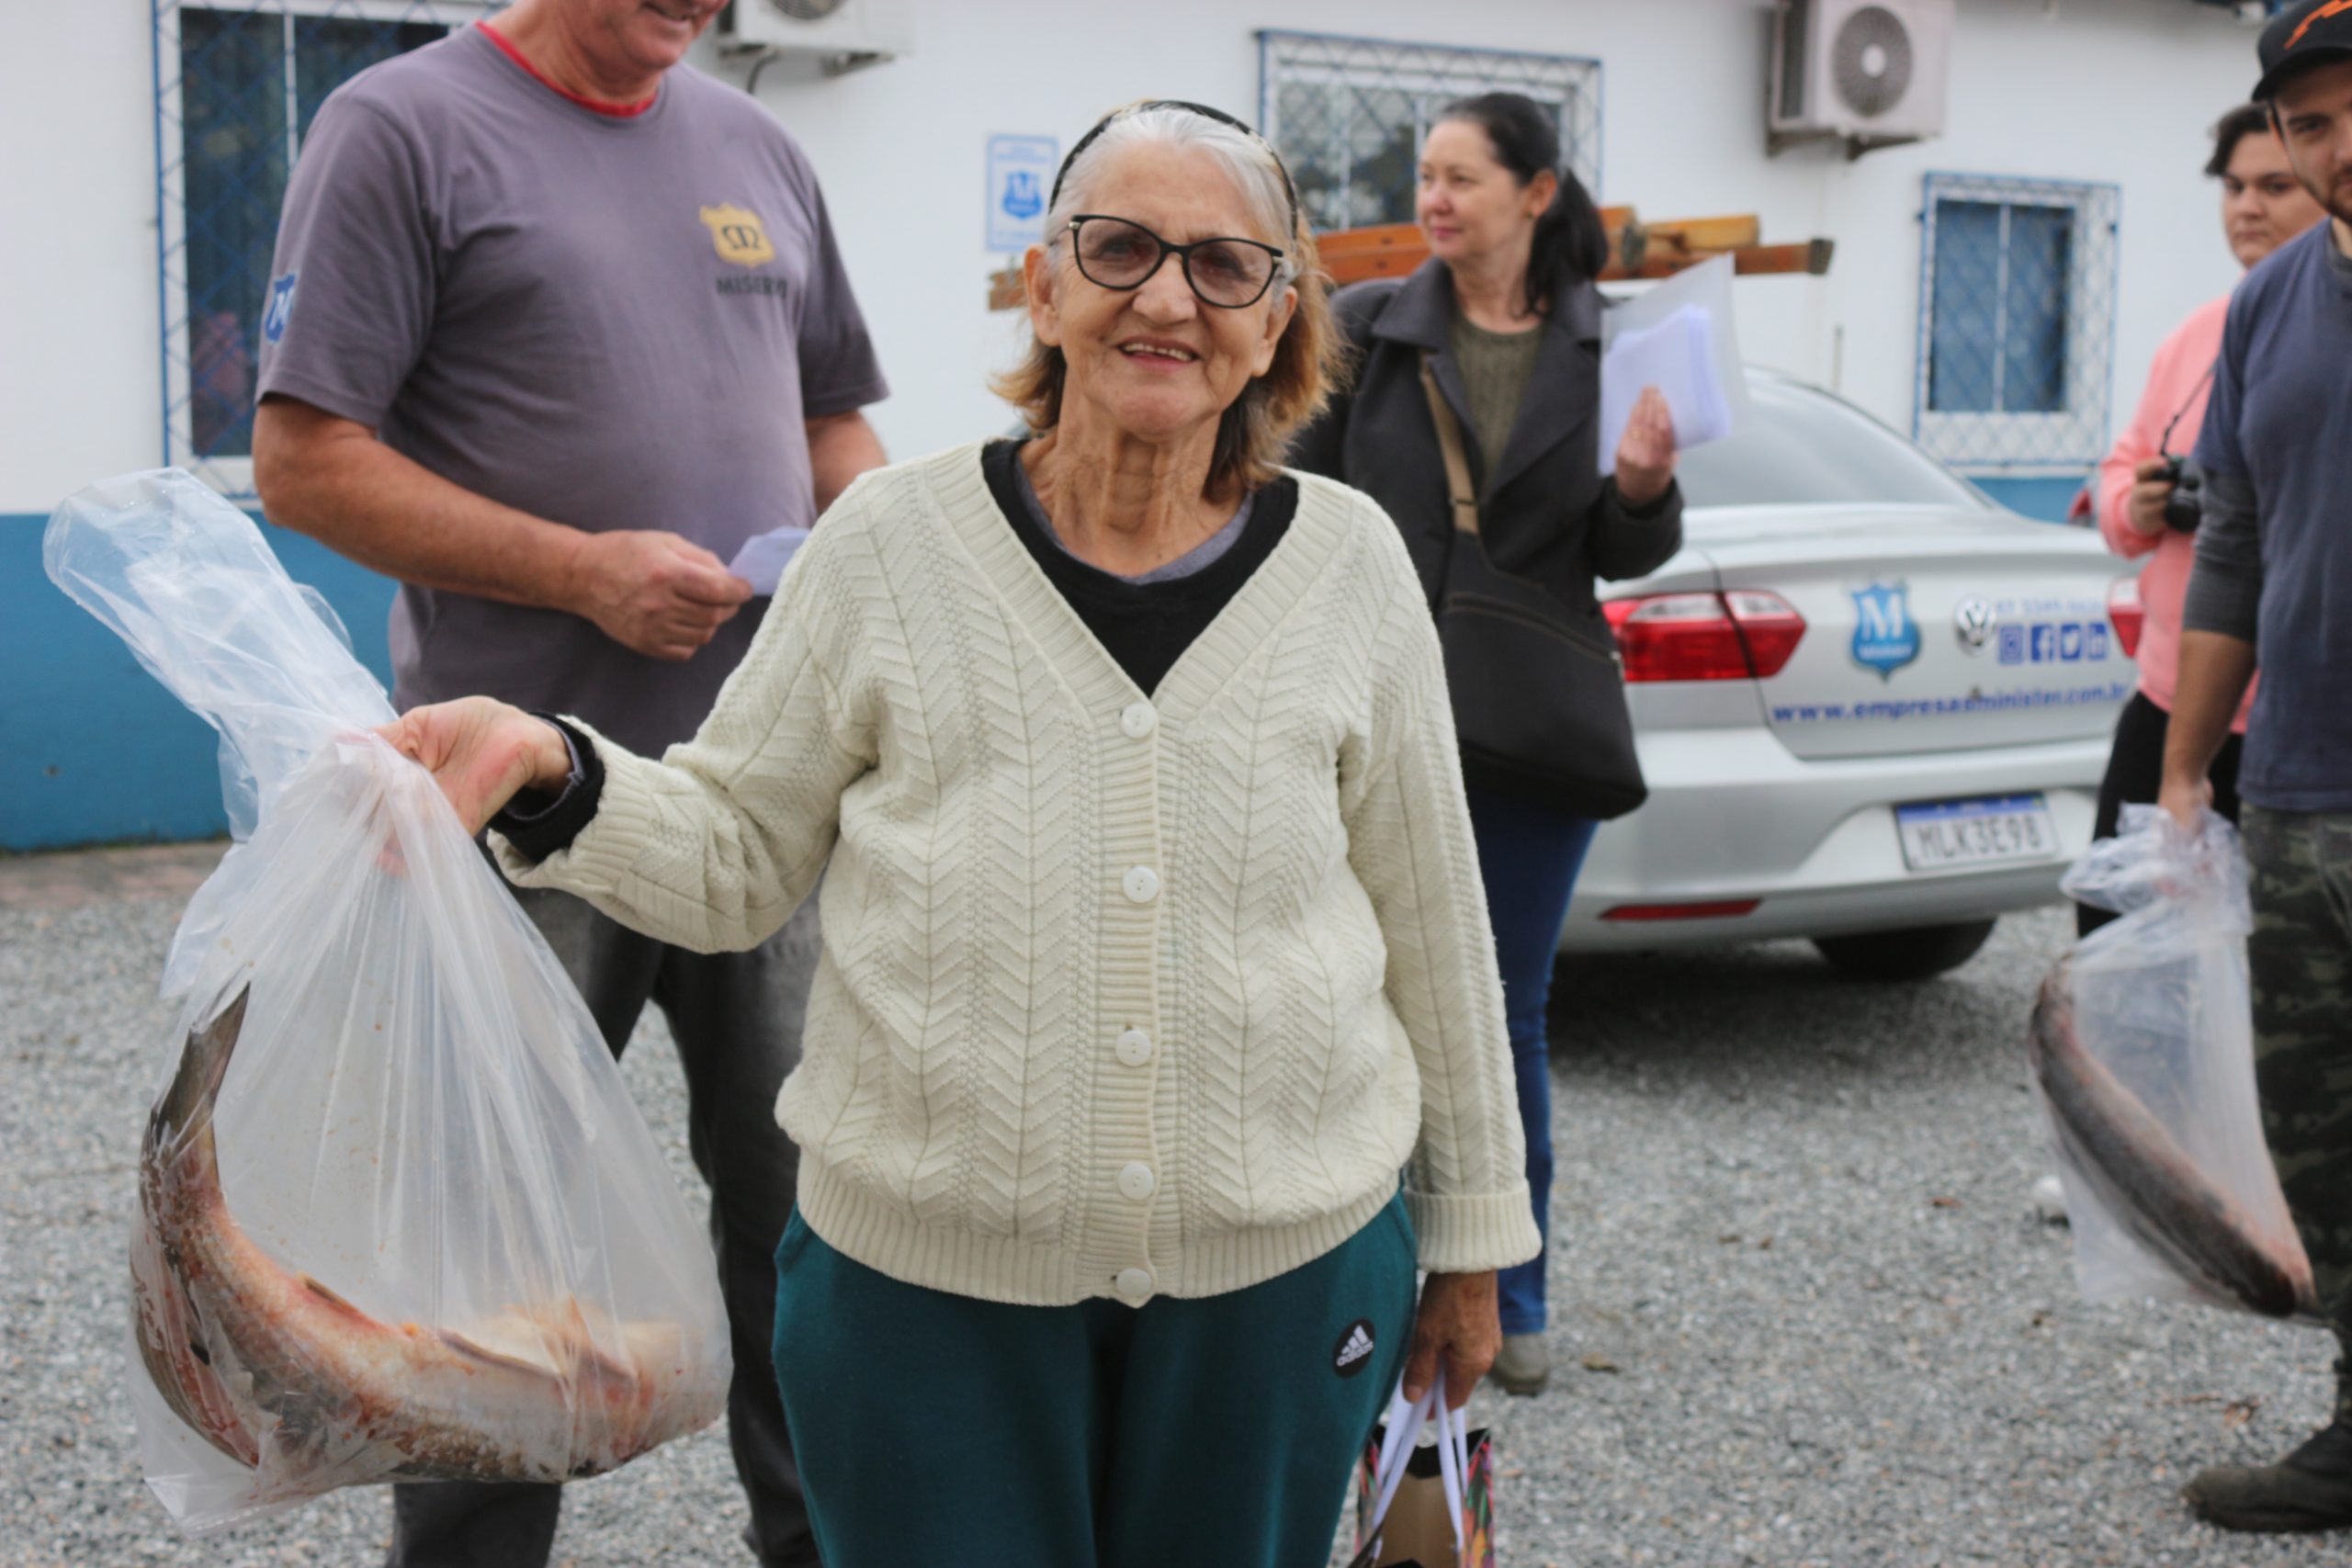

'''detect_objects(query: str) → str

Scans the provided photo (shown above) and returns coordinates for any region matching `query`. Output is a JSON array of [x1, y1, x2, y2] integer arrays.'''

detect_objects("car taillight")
[[1601, 899, 1762, 921], [1723, 591, 1806, 677], [2107, 573, 2144, 660], [1602, 591, 1805, 682]]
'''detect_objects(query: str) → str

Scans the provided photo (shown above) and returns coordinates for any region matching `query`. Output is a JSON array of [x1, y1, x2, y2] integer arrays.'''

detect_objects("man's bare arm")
[[2160, 630, 2258, 828], [254, 395, 749, 662], [2160, 468, 2264, 829], [804, 410, 888, 516]]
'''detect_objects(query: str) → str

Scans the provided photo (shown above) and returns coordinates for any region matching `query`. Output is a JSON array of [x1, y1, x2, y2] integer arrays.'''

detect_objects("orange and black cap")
[[2256, 0, 2352, 102]]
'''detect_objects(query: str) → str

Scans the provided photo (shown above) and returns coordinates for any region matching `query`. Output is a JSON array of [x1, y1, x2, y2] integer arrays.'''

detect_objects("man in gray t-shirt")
[[2165, 1, 2352, 1537], [253, 3, 885, 1563]]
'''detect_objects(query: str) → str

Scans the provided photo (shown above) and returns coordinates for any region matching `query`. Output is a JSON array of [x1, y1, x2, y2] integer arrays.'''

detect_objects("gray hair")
[[1045, 104, 1300, 279]]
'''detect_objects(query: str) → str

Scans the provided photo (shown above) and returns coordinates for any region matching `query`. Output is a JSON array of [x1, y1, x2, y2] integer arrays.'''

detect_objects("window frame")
[[1255, 28, 1603, 235], [152, 0, 497, 496], [1910, 171, 2120, 476]]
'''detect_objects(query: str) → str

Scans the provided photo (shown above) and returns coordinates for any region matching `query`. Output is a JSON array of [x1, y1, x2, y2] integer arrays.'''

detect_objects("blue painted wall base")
[[3, 469, 2097, 850], [1973, 474, 2088, 525], [4, 511, 398, 852]]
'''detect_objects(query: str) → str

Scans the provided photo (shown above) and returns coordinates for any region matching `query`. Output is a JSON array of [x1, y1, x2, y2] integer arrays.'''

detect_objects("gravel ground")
[[3, 863, 2345, 1568]]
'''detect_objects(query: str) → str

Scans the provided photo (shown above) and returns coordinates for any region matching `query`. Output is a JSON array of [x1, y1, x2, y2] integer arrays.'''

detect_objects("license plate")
[[1894, 794, 2058, 872]]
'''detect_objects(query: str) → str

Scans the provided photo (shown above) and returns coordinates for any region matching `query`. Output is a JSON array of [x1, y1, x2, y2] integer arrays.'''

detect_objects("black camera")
[[2161, 455, 2204, 533]]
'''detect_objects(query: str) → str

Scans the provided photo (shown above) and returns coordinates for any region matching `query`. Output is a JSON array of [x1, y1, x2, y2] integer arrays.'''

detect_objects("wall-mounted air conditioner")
[[718, 0, 912, 73], [1769, 0, 1951, 158]]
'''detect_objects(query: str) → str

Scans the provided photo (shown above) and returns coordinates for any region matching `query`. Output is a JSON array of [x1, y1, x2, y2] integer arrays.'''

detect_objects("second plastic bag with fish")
[[44, 471, 732, 1533], [2031, 805, 2315, 1320]]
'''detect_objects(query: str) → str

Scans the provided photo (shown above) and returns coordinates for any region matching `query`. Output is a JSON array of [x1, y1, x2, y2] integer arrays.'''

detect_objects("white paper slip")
[[1599, 252, 1749, 475], [1598, 304, 1732, 474], [727, 526, 812, 597]]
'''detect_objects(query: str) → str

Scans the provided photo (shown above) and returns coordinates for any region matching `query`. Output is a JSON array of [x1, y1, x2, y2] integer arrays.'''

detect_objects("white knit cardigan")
[[500, 442, 1541, 1306]]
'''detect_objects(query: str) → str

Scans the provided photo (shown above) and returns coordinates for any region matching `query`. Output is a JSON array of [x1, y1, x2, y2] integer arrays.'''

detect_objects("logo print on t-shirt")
[[1332, 1318, 1376, 1378], [700, 205, 776, 268], [263, 272, 299, 344]]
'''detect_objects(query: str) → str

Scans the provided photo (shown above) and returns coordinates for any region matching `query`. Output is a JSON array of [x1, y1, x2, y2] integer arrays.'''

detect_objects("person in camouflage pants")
[[2247, 808, 2352, 1327], [2159, 2, 2352, 1533]]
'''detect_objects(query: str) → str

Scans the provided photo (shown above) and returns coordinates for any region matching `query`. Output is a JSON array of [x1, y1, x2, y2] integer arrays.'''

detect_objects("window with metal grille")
[[1912, 173, 2119, 475], [1256, 31, 1602, 235], [156, 2, 496, 493]]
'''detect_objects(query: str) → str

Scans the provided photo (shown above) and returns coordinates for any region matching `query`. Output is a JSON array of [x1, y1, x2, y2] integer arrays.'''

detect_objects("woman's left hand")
[[1401, 1270, 1501, 1411], [1614, 385, 1679, 508], [376, 697, 572, 837]]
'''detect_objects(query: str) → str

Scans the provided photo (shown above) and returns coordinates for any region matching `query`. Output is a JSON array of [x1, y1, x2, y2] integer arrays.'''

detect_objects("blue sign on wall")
[[988, 134, 1059, 254]]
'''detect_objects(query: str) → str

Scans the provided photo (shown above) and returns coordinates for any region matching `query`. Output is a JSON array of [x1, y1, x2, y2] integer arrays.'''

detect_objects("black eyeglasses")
[[1067, 215, 1286, 309]]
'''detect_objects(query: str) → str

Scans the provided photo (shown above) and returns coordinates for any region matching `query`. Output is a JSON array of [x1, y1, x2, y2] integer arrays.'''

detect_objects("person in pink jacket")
[[2080, 103, 2324, 936]]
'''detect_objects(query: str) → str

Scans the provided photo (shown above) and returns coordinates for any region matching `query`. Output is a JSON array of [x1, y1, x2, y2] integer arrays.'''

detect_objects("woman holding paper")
[[1292, 90, 1682, 1398]]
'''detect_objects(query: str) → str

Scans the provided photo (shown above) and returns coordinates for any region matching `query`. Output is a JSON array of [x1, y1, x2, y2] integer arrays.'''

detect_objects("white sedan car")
[[1560, 372, 2138, 979]]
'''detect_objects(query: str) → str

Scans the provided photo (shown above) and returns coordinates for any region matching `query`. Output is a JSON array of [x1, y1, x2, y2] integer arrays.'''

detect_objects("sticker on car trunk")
[[1894, 794, 2058, 872], [1849, 582, 1920, 681]]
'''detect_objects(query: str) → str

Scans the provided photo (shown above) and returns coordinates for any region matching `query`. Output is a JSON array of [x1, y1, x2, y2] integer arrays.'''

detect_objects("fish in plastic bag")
[[45, 471, 732, 1532], [2030, 803, 2317, 1321]]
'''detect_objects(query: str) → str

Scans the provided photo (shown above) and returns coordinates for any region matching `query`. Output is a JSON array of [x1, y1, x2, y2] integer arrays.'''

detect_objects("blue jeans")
[[1464, 784, 1599, 1337]]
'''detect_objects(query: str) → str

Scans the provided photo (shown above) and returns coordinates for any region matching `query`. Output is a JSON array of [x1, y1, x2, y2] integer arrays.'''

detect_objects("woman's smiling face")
[[1027, 141, 1295, 452]]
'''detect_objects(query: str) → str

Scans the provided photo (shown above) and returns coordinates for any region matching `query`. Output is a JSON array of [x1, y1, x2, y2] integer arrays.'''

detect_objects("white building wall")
[[749, 0, 2263, 476], [3, 0, 170, 515], [0, 0, 2269, 515]]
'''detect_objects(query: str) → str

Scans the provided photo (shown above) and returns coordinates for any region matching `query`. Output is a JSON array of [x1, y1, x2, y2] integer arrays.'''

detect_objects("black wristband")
[[489, 714, 605, 863]]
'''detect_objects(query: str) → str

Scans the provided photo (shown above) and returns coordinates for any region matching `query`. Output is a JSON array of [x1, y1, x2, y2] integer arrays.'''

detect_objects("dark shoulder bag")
[[1419, 356, 1647, 820]]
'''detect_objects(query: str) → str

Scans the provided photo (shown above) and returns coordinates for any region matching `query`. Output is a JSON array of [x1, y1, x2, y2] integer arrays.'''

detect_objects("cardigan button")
[[1114, 1266, 1155, 1303], [1120, 701, 1158, 739], [1115, 1027, 1154, 1066], [1122, 865, 1160, 904], [1117, 1161, 1157, 1201]]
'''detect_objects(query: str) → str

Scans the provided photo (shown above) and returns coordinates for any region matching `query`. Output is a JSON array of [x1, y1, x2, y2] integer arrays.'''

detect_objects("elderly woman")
[[1291, 92, 1682, 1398], [383, 98, 1538, 1567]]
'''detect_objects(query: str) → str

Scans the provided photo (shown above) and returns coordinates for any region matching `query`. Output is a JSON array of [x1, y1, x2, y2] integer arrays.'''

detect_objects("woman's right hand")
[[1614, 386, 1679, 508], [2125, 457, 2177, 537], [376, 697, 572, 837]]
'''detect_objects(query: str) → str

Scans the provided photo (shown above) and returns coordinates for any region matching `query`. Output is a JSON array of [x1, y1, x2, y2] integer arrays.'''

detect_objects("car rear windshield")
[[1673, 379, 1992, 511]]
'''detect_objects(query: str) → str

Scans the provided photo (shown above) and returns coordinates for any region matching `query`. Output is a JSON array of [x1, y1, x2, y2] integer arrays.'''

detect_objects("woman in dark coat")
[[1290, 91, 1682, 1396]]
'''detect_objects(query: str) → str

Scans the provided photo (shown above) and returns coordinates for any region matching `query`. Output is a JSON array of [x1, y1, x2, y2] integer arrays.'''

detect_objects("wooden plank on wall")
[[986, 223, 1831, 307]]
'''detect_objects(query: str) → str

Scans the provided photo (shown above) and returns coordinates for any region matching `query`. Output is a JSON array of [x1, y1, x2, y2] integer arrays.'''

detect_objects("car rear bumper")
[[1557, 726, 2109, 952]]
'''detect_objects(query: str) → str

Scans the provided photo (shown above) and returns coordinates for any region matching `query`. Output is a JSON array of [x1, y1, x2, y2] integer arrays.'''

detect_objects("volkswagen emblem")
[[1953, 597, 1998, 654]]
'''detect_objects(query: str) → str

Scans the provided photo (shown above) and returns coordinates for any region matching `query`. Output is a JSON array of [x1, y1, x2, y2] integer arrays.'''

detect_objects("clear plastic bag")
[[2033, 803, 2316, 1320], [45, 471, 731, 1532]]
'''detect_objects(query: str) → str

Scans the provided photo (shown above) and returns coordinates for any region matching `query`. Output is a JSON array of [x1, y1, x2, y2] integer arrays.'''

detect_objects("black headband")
[[1048, 98, 1303, 238]]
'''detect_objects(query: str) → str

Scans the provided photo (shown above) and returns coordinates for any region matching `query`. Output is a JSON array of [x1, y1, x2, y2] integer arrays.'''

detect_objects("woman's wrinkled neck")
[[1022, 407, 1233, 577]]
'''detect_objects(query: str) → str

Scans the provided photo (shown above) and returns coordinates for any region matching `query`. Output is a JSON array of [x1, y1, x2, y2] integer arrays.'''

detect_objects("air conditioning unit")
[[1769, 0, 1951, 157], [717, 0, 911, 71]]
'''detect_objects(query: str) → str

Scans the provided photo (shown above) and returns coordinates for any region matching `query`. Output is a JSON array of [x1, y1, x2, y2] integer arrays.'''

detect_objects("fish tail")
[[148, 986, 250, 1166], [2030, 959, 2301, 1318]]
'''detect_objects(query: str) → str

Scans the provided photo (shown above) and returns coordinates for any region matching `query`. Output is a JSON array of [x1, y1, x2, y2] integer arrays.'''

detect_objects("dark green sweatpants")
[[770, 1195, 1419, 1568]]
